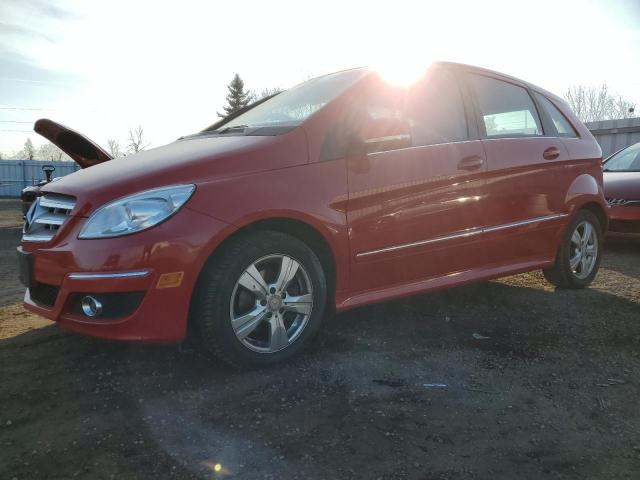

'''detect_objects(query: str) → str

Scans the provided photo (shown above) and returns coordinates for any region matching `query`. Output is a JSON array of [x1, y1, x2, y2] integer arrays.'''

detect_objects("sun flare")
[[373, 59, 430, 87]]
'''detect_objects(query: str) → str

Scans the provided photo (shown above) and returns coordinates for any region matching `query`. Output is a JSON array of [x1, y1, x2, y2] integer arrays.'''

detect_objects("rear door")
[[464, 72, 571, 265], [346, 67, 489, 294]]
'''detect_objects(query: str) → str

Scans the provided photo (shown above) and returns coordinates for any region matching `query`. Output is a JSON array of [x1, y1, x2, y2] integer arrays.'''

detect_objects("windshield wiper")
[[216, 124, 248, 134]]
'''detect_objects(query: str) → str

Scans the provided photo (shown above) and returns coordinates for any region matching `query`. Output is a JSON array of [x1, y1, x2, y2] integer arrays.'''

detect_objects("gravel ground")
[[1, 199, 639, 480]]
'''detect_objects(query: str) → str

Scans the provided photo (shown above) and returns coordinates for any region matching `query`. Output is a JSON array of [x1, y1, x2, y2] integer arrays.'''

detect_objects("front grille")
[[22, 193, 76, 242], [29, 283, 60, 308]]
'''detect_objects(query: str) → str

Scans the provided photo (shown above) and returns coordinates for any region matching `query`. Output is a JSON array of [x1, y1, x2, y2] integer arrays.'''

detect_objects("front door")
[[346, 67, 489, 296]]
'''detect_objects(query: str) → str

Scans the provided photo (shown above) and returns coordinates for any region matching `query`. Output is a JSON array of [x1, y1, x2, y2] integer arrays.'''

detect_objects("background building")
[[586, 117, 640, 158]]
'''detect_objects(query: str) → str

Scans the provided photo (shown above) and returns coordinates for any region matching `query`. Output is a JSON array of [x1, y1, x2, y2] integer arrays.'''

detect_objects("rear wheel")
[[543, 210, 602, 288], [191, 231, 326, 368]]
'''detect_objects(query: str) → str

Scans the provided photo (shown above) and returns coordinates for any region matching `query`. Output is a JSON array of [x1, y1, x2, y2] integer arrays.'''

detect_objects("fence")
[[0, 160, 80, 197]]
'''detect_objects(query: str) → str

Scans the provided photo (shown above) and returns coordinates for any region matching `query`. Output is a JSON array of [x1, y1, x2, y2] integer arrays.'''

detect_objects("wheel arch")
[[565, 172, 609, 232], [191, 214, 340, 319], [579, 201, 609, 233]]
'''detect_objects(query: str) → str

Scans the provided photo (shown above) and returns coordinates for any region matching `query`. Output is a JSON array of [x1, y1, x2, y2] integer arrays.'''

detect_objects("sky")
[[1, 0, 639, 157]]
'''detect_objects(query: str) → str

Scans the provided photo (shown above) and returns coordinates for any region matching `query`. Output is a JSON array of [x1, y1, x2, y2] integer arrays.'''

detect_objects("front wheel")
[[543, 210, 602, 289], [191, 231, 327, 368]]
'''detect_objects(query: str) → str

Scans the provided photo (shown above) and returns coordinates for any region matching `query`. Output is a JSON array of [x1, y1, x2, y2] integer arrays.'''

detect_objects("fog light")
[[81, 296, 103, 317]]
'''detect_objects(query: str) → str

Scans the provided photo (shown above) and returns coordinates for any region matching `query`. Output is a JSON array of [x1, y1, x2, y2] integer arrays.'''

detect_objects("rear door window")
[[533, 92, 578, 138], [468, 74, 542, 138], [408, 69, 468, 146]]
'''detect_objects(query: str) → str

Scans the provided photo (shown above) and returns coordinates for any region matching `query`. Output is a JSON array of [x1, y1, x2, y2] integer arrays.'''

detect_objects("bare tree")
[[107, 139, 123, 158], [127, 126, 150, 154], [564, 84, 636, 123], [248, 86, 283, 103], [19, 138, 36, 160], [37, 142, 67, 161]]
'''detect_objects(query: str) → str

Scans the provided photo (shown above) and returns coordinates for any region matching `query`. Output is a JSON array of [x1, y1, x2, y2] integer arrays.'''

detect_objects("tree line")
[[2, 75, 635, 161]]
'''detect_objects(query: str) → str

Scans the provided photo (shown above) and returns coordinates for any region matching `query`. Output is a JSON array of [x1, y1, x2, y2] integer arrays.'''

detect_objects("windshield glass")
[[218, 69, 366, 130], [604, 143, 640, 171]]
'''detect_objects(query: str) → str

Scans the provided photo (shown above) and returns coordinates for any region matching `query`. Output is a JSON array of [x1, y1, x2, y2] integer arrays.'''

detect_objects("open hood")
[[34, 118, 113, 168]]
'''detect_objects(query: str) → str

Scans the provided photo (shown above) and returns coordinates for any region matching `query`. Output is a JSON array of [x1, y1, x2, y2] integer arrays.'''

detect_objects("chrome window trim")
[[68, 271, 149, 280], [356, 213, 568, 258]]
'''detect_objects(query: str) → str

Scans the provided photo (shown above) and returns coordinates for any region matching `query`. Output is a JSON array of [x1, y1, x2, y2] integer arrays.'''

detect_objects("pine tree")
[[218, 74, 251, 118]]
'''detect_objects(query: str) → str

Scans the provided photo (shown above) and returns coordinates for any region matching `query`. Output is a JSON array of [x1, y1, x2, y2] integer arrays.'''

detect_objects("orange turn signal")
[[156, 271, 184, 289]]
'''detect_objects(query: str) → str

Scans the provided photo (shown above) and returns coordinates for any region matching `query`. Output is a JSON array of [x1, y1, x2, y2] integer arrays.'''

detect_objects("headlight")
[[79, 184, 195, 239]]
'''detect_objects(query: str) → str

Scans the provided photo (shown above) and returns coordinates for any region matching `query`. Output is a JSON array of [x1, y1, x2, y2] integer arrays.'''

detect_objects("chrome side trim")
[[365, 134, 412, 144], [482, 213, 568, 234], [68, 271, 149, 280], [356, 213, 569, 258], [356, 227, 483, 258]]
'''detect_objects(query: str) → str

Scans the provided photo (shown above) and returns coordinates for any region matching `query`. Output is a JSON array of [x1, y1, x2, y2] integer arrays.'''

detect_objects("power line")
[[0, 107, 54, 111], [0, 129, 32, 132], [0, 77, 75, 86], [0, 120, 32, 124], [0, 106, 100, 112]]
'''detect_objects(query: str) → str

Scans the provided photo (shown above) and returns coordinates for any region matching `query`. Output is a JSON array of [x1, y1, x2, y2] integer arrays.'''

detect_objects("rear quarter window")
[[533, 92, 578, 138]]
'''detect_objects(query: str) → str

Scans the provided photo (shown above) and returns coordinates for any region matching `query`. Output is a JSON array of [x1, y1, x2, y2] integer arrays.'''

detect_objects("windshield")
[[604, 143, 640, 172], [216, 69, 366, 130]]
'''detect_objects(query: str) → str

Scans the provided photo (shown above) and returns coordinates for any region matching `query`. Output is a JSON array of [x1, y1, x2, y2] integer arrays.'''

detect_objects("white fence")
[[0, 160, 80, 197]]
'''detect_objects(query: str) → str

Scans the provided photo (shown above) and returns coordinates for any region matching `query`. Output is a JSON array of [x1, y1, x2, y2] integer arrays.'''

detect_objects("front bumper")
[[21, 206, 233, 342]]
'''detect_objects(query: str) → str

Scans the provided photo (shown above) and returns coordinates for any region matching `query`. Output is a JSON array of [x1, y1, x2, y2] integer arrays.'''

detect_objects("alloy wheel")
[[229, 254, 313, 353], [569, 220, 598, 280]]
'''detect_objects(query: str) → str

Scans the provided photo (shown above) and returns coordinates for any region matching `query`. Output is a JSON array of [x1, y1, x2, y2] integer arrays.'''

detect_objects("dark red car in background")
[[18, 62, 607, 368], [603, 142, 640, 234]]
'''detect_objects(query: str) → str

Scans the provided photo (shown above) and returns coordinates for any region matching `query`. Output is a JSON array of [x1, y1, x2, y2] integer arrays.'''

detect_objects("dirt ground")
[[1, 198, 639, 480]]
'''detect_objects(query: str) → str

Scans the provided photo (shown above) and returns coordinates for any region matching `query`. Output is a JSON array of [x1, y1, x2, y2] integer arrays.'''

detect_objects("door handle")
[[543, 146, 560, 160], [457, 155, 484, 171]]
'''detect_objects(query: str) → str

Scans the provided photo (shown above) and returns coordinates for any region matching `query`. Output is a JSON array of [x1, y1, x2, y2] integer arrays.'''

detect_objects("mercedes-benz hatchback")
[[18, 62, 607, 367]]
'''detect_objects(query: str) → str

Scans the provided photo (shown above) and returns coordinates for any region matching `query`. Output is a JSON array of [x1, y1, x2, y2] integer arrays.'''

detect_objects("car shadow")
[[602, 235, 640, 278], [2, 277, 639, 479]]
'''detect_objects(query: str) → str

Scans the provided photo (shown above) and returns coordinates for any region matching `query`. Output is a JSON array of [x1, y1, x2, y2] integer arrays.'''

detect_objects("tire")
[[191, 230, 327, 368], [543, 209, 603, 289]]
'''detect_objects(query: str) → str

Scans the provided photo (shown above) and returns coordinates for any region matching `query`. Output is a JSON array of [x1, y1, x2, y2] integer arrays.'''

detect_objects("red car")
[[18, 63, 606, 368], [603, 142, 640, 234]]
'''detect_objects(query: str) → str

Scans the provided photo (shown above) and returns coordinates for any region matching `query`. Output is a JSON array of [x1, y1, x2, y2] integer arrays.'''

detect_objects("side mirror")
[[42, 165, 55, 183]]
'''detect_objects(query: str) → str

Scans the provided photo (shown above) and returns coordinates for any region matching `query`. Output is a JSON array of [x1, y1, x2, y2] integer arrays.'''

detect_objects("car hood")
[[34, 119, 113, 168], [603, 171, 640, 199], [42, 129, 308, 215]]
